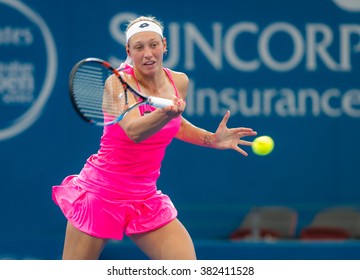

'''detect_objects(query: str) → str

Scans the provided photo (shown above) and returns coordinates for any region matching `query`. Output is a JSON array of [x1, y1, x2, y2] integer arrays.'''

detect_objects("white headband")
[[126, 21, 163, 43]]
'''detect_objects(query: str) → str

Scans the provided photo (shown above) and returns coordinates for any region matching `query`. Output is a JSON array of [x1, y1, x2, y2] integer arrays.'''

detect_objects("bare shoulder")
[[105, 73, 118, 87], [167, 69, 189, 98], [168, 69, 189, 83]]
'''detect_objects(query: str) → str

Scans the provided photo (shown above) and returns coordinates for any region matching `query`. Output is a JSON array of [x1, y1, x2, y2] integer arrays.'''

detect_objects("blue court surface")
[[1, 236, 360, 260]]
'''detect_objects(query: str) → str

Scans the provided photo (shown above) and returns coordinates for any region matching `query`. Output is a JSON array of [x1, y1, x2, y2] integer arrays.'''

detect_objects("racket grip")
[[148, 97, 174, 108]]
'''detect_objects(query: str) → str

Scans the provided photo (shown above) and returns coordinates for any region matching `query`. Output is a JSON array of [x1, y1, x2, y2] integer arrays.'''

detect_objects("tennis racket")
[[69, 57, 174, 126]]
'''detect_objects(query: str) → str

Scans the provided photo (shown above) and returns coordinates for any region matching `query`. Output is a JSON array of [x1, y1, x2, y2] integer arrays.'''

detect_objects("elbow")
[[121, 121, 154, 143], [121, 122, 143, 143], [125, 129, 148, 143], [126, 132, 145, 143]]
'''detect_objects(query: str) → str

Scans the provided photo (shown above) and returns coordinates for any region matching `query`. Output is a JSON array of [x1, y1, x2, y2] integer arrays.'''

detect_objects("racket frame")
[[69, 57, 173, 126]]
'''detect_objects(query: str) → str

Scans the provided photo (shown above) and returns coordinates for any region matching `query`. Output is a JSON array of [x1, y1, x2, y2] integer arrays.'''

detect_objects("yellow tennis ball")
[[252, 136, 274, 156]]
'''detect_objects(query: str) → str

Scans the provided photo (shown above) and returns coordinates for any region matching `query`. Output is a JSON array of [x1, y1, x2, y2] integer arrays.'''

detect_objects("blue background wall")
[[0, 0, 359, 259]]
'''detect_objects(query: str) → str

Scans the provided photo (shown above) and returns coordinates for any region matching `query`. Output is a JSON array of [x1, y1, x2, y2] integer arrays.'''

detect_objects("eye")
[[134, 45, 143, 51]]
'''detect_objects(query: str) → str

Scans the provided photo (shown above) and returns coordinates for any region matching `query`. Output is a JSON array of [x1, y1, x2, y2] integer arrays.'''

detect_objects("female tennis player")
[[52, 15, 257, 260]]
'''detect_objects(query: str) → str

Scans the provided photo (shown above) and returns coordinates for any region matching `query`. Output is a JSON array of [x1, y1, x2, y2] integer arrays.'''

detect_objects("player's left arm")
[[172, 71, 257, 156], [176, 113, 257, 156]]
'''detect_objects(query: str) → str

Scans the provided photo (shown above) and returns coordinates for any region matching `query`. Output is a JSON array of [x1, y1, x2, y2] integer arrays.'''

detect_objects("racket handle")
[[148, 97, 174, 108]]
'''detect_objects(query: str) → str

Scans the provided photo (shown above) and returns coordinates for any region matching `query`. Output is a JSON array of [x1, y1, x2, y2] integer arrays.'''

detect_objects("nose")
[[143, 46, 153, 58]]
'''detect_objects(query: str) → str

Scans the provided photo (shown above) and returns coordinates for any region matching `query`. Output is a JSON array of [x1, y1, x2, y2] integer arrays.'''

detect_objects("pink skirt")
[[52, 175, 177, 240]]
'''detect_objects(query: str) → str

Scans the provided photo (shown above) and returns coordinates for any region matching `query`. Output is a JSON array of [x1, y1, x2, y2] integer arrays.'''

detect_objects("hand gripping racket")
[[69, 57, 174, 126]]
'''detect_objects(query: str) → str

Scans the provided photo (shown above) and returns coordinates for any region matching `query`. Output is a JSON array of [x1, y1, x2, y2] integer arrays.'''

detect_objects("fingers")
[[234, 146, 249, 157], [236, 129, 257, 138], [238, 140, 254, 146], [164, 97, 186, 117], [227, 125, 256, 156], [235, 130, 257, 155], [219, 110, 231, 127], [175, 97, 186, 111]]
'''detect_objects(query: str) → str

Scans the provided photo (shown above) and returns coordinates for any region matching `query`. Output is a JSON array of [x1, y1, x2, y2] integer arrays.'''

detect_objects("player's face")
[[127, 31, 166, 73]]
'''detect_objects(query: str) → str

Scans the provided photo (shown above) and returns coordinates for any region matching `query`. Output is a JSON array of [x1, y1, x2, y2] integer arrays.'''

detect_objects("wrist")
[[203, 133, 216, 147]]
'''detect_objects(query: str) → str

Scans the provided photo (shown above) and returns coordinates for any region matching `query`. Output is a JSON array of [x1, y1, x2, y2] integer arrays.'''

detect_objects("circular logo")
[[333, 0, 360, 12], [0, 0, 57, 141]]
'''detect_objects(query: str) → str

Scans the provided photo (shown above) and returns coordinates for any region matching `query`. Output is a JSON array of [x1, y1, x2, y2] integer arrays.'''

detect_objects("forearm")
[[176, 117, 217, 148], [121, 97, 186, 143], [121, 109, 174, 143]]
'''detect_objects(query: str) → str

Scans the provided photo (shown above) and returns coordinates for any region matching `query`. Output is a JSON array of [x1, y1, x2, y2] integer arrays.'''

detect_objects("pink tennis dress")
[[52, 66, 181, 240]]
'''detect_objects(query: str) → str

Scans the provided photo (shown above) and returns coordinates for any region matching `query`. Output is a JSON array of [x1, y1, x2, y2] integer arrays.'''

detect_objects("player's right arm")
[[118, 73, 185, 143]]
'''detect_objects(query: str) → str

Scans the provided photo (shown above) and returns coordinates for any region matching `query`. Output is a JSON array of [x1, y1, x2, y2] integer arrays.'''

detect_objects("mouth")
[[143, 61, 156, 66]]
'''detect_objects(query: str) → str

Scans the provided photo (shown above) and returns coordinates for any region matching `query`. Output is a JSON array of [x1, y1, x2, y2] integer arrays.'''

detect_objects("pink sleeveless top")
[[76, 66, 181, 199]]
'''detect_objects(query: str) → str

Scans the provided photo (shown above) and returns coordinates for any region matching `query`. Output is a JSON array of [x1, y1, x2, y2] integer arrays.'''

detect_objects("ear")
[[126, 44, 131, 57], [163, 37, 167, 53]]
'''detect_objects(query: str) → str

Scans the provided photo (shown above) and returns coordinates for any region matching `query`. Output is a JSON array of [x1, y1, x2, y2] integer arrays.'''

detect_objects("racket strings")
[[72, 63, 127, 124]]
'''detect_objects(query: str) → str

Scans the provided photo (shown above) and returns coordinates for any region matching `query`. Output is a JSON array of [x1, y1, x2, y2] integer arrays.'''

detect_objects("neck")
[[133, 67, 166, 95]]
